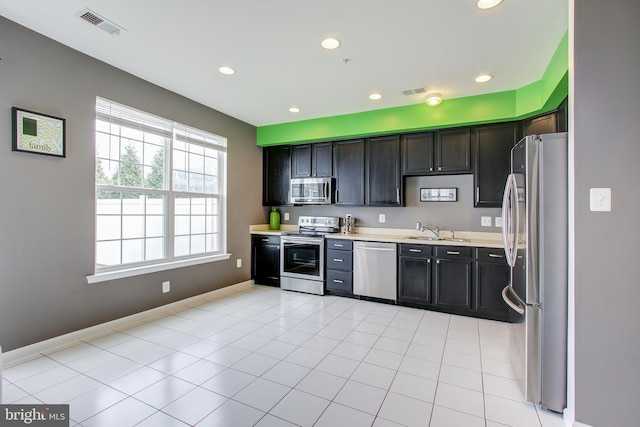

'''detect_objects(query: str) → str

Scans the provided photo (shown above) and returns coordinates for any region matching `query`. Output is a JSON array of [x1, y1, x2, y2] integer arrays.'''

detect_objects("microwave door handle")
[[324, 181, 329, 201]]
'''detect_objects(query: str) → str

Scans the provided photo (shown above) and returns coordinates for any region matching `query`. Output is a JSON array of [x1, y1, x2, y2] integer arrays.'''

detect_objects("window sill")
[[86, 253, 232, 284]]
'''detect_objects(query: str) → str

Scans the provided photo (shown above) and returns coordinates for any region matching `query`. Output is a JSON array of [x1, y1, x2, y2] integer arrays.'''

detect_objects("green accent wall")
[[257, 31, 568, 147]]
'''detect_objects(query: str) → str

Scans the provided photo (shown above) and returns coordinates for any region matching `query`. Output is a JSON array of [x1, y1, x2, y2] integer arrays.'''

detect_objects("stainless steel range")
[[280, 216, 340, 295]]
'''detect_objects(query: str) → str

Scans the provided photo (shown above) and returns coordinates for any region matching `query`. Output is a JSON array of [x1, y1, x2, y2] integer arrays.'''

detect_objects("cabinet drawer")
[[252, 234, 281, 245], [326, 270, 353, 292], [435, 246, 472, 259], [399, 244, 432, 257], [327, 249, 353, 271], [326, 239, 353, 251], [475, 247, 507, 264]]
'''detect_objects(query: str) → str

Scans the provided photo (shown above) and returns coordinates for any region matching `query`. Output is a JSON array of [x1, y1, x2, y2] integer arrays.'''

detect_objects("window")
[[92, 98, 227, 280]]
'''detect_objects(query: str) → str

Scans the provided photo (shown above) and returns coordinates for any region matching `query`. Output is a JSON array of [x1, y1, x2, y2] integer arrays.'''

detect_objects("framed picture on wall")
[[12, 107, 66, 158]]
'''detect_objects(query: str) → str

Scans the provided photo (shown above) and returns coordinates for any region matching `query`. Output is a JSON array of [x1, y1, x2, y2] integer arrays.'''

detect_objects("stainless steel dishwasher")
[[353, 241, 397, 300]]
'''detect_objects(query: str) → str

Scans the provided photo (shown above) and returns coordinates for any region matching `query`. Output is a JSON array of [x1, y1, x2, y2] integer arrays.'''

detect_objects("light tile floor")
[[1, 284, 567, 427]]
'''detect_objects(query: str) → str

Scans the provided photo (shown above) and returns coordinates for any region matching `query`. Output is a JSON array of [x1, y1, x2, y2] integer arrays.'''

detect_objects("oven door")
[[280, 237, 324, 281]]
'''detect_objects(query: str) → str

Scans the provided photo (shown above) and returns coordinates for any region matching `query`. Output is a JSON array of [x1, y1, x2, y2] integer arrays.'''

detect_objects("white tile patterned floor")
[[1, 284, 567, 426]]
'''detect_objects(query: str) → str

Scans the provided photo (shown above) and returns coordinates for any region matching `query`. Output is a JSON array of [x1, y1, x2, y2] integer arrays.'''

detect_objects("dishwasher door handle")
[[357, 246, 396, 251]]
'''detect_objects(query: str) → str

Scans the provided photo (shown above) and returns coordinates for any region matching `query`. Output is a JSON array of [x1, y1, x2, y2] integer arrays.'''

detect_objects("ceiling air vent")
[[402, 87, 427, 96], [77, 8, 126, 36]]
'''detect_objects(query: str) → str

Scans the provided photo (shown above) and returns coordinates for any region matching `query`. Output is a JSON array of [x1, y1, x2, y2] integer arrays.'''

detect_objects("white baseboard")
[[2, 281, 254, 368]]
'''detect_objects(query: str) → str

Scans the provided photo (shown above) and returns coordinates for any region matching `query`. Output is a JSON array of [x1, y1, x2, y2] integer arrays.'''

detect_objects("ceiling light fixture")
[[475, 74, 493, 83], [425, 93, 443, 107], [289, 107, 301, 113], [321, 37, 341, 50], [218, 66, 236, 75], [369, 93, 383, 100], [477, 0, 503, 10]]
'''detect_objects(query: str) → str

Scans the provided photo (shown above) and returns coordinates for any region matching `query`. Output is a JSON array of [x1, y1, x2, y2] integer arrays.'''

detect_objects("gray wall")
[[268, 175, 503, 233], [573, 1, 640, 425], [0, 17, 263, 351]]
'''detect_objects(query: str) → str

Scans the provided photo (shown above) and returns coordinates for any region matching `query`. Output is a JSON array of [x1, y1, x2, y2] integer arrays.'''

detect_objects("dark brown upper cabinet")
[[402, 128, 471, 176], [521, 111, 558, 137], [365, 135, 403, 206], [473, 122, 519, 207], [262, 145, 291, 206], [333, 139, 365, 205], [291, 142, 333, 178]]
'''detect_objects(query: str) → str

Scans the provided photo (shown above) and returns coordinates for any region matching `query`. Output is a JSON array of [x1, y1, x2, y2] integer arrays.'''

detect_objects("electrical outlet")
[[284, 212, 290, 221], [162, 281, 170, 293], [481, 216, 492, 227], [346, 213, 352, 219], [495, 217, 503, 227], [378, 214, 386, 223], [236, 258, 242, 268]]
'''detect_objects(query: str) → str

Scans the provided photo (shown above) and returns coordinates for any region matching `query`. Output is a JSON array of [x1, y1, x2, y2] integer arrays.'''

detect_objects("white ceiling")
[[0, 0, 567, 127]]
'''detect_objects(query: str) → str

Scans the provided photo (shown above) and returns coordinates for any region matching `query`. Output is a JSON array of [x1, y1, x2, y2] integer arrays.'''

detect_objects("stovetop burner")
[[284, 215, 340, 237]]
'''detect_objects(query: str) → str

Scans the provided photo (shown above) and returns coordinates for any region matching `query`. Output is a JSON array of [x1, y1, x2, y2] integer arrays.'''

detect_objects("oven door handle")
[[282, 237, 324, 245]]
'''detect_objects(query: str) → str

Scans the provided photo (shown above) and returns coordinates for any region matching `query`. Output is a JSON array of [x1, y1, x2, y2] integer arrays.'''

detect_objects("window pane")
[[173, 149, 186, 171], [175, 197, 190, 215], [173, 171, 188, 191], [188, 173, 204, 193], [175, 215, 190, 235], [191, 198, 206, 215], [189, 153, 204, 173], [122, 239, 144, 264], [204, 175, 218, 194], [146, 216, 164, 238], [190, 234, 206, 254], [204, 156, 218, 175], [122, 215, 144, 239], [146, 198, 164, 215], [122, 196, 145, 215], [96, 193, 121, 214], [191, 216, 205, 234], [174, 235, 190, 257], [146, 237, 164, 260], [205, 234, 218, 252], [97, 240, 121, 267], [97, 216, 121, 240]]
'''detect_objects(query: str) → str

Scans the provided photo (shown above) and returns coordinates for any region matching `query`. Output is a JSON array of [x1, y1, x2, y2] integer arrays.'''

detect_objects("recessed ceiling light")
[[475, 74, 493, 83], [218, 66, 236, 75], [289, 107, 301, 113], [369, 93, 383, 100], [477, 0, 503, 10], [425, 93, 443, 107], [321, 37, 341, 50]]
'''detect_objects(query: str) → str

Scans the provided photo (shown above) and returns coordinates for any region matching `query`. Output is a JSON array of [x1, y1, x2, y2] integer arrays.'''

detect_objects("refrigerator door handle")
[[501, 174, 519, 267], [502, 285, 525, 314], [502, 284, 541, 315]]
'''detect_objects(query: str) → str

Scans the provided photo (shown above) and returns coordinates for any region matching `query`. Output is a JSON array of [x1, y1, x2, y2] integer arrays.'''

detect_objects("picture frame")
[[420, 187, 457, 202], [12, 107, 66, 158]]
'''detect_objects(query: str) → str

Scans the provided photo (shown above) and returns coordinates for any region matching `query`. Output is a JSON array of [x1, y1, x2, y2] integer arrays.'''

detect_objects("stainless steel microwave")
[[290, 177, 334, 205]]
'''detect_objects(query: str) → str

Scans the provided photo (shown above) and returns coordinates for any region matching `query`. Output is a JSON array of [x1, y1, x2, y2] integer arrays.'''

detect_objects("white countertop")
[[250, 225, 504, 248]]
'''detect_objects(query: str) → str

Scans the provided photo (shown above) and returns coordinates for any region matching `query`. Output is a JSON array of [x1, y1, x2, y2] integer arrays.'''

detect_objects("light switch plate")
[[590, 188, 611, 212], [378, 214, 386, 223], [495, 217, 503, 227], [481, 216, 492, 227]]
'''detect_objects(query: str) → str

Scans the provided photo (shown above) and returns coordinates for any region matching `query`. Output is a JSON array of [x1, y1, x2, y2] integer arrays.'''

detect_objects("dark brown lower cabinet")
[[251, 235, 280, 287], [398, 244, 432, 306]]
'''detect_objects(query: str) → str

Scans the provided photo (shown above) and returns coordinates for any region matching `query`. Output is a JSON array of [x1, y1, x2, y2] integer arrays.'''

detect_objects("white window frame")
[[87, 98, 229, 284]]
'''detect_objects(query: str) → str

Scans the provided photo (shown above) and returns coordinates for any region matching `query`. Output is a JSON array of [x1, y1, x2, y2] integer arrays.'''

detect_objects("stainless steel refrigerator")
[[501, 132, 568, 413]]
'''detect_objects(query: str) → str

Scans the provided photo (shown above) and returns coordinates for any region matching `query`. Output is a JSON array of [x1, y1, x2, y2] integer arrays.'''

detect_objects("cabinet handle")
[[408, 249, 422, 253], [333, 279, 344, 284], [476, 187, 480, 203], [446, 251, 460, 255], [397, 188, 400, 203], [436, 259, 440, 264], [333, 258, 344, 262], [430, 167, 433, 172], [334, 244, 344, 248], [438, 166, 442, 171], [261, 238, 270, 242], [427, 259, 431, 264], [488, 253, 504, 258]]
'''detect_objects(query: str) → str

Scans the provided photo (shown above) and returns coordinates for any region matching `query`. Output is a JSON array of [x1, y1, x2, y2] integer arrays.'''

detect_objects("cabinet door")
[[436, 128, 471, 173], [333, 139, 365, 205], [402, 132, 434, 175], [473, 123, 518, 207], [291, 144, 312, 178], [366, 135, 402, 206], [398, 255, 432, 304], [312, 142, 333, 177], [251, 236, 280, 287], [434, 258, 473, 309], [521, 112, 558, 137], [263, 146, 291, 206], [476, 261, 511, 321]]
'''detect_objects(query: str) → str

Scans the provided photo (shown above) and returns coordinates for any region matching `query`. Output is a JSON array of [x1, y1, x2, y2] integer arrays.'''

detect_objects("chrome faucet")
[[416, 222, 440, 237]]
